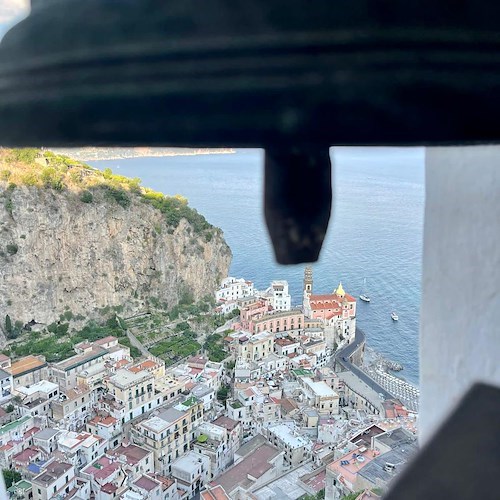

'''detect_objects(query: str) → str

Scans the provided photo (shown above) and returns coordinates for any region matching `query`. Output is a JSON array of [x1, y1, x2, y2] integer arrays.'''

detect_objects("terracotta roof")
[[147, 473, 175, 490], [82, 456, 120, 481], [211, 442, 280, 494], [88, 414, 117, 426], [24, 427, 40, 439], [213, 416, 239, 432], [101, 482, 118, 494], [107, 443, 150, 465], [13, 446, 40, 464], [202, 485, 231, 500], [134, 474, 159, 492], [275, 338, 296, 346], [9, 355, 46, 377], [115, 359, 129, 368], [129, 360, 159, 373], [94, 336, 118, 346]]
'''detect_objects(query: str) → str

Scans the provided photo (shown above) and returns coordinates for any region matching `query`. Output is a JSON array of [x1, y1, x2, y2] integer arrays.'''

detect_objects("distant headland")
[[52, 147, 235, 161]]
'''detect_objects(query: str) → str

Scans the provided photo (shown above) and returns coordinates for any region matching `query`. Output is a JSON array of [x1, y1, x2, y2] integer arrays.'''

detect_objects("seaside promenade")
[[334, 328, 419, 412]]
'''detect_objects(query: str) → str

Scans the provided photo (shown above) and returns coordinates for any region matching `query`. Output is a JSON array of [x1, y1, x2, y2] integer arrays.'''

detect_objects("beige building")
[[300, 377, 340, 415], [131, 396, 204, 474], [51, 384, 94, 431], [8, 355, 48, 389], [235, 331, 274, 362], [51, 338, 130, 391], [105, 368, 158, 423]]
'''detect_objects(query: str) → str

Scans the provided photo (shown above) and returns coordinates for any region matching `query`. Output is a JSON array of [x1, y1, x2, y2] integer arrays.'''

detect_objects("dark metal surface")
[[264, 147, 331, 264], [2, 0, 500, 147], [1, 1, 500, 263], [385, 383, 500, 500]]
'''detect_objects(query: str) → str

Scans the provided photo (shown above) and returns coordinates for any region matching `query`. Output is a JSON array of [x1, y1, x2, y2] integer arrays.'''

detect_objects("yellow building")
[[236, 331, 274, 362]]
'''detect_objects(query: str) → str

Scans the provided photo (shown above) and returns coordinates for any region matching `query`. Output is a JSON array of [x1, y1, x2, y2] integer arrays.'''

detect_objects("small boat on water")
[[359, 278, 371, 302], [391, 312, 399, 321]]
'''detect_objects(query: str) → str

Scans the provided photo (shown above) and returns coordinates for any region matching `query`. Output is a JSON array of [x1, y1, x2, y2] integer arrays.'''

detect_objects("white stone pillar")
[[420, 146, 500, 443]]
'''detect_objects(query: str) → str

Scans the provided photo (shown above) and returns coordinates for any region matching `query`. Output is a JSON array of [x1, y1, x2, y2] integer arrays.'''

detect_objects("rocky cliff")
[[0, 149, 231, 331]]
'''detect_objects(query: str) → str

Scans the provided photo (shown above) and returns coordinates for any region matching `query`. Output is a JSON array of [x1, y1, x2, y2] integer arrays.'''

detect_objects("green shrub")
[[4, 199, 13, 216], [104, 186, 130, 208], [6, 148, 40, 164], [2, 469, 22, 488], [1, 170, 11, 181], [21, 172, 38, 186], [6, 243, 18, 255], [41, 167, 64, 190], [80, 190, 93, 203]]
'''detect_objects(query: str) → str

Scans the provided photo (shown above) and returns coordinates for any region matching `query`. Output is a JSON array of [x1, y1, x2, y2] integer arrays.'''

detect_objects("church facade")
[[302, 267, 357, 346]]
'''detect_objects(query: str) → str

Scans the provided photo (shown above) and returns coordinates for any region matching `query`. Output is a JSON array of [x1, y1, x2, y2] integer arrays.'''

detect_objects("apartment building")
[[15, 380, 59, 418], [215, 277, 254, 302], [51, 338, 130, 391], [105, 368, 159, 423], [132, 397, 203, 474], [300, 377, 340, 415], [106, 442, 154, 480], [32, 461, 90, 500], [171, 450, 210, 498], [8, 355, 48, 389], [192, 421, 239, 479], [265, 423, 312, 467], [51, 384, 94, 431], [86, 414, 122, 448], [235, 331, 274, 362]]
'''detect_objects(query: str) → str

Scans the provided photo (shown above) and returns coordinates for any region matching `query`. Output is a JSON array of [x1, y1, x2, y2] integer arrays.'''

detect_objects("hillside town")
[[1, 268, 419, 500]]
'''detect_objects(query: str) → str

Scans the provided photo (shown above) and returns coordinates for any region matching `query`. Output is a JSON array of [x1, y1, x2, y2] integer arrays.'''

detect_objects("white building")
[[171, 450, 210, 498], [265, 423, 312, 467], [268, 280, 292, 311], [216, 277, 254, 302], [257, 280, 292, 311], [32, 461, 90, 500], [0, 368, 13, 403]]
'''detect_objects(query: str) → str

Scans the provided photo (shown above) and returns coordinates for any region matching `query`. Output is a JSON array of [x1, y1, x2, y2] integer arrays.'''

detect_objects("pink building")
[[252, 309, 304, 334], [239, 299, 272, 330]]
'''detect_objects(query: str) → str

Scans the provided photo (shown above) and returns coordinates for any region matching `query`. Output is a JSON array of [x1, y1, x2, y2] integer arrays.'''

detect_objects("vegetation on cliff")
[[0, 148, 216, 239], [0, 148, 231, 361]]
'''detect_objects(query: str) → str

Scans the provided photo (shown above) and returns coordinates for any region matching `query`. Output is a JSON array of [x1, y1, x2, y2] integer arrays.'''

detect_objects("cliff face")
[[0, 184, 231, 328]]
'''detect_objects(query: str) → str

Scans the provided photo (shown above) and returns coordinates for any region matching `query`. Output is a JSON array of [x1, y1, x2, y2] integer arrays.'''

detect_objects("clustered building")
[[2, 269, 417, 499]]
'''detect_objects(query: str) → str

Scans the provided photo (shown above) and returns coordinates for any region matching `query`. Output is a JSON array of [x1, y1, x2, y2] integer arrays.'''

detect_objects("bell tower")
[[304, 266, 313, 295]]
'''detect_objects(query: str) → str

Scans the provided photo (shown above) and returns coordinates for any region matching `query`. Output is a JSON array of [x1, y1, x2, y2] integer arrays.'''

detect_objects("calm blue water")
[[90, 147, 424, 385]]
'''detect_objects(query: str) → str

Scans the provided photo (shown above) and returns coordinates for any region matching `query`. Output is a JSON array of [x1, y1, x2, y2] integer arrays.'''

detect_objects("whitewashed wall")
[[420, 146, 500, 443]]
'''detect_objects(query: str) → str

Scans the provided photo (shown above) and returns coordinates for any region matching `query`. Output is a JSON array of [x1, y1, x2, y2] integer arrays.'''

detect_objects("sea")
[[90, 147, 424, 386]]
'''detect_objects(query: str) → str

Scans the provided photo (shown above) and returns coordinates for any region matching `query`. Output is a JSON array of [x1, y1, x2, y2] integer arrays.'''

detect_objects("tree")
[[2, 468, 21, 488], [217, 385, 230, 401], [5, 315, 12, 335], [5, 404, 14, 413]]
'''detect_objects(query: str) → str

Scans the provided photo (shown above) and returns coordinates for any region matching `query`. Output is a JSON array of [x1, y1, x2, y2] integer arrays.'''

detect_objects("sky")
[[0, 0, 29, 40]]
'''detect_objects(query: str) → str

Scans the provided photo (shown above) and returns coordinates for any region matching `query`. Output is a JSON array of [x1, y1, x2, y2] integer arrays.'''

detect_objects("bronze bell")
[[1, 1, 500, 264]]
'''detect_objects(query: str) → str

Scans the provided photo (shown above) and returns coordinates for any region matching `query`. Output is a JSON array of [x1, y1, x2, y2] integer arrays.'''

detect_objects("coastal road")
[[333, 328, 393, 400]]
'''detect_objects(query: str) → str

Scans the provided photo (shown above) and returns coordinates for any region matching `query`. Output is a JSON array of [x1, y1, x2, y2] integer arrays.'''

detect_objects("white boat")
[[391, 312, 399, 321], [359, 278, 371, 302]]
